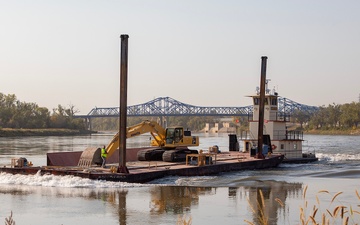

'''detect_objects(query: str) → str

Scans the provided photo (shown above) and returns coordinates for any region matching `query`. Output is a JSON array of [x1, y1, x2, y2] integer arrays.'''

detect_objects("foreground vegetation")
[[245, 186, 360, 225], [5, 186, 358, 224]]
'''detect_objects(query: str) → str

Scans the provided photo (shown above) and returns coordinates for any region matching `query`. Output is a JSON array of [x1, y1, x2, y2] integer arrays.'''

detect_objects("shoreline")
[[304, 129, 360, 136], [1, 128, 359, 137], [0, 128, 97, 137]]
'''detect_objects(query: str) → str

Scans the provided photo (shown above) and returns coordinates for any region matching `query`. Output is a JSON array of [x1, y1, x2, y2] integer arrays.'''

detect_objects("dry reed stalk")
[[309, 215, 316, 224], [275, 198, 284, 207], [5, 211, 15, 225], [244, 220, 255, 225], [245, 189, 269, 225], [300, 207, 305, 225], [256, 191, 267, 224], [303, 185, 308, 199], [312, 207, 318, 218], [331, 192, 343, 203], [316, 195, 320, 205], [176, 215, 192, 225], [333, 206, 342, 217], [247, 197, 256, 213], [355, 190, 360, 200], [322, 213, 326, 225], [326, 209, 333, 218]]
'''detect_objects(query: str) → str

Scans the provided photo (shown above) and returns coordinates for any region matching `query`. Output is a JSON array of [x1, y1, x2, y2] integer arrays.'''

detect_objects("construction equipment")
[[77, 120, 199, 166]]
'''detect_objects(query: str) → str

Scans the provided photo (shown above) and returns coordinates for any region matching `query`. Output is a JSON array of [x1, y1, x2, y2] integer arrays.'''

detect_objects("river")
[[0, 133, 359, 224]]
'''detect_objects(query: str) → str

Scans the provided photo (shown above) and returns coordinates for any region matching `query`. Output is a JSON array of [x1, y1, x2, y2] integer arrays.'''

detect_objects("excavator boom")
[[78, 120, 199, 166], [105, 120, 167, 158]]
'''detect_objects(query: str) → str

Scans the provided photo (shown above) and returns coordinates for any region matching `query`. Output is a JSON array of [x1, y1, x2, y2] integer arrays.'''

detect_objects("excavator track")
[[162, 148, 198, 162], [137, 148, 165, 161]]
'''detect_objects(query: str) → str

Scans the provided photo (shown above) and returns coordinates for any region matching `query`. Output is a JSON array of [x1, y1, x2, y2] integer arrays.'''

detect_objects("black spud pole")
[[118, 34, 129, 173]]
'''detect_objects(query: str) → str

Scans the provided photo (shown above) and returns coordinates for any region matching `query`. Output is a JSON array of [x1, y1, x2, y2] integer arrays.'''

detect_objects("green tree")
[[326, 103, 341, 128], [291, 109, 312, 129], [9, 102, 50, 128], [308, 106, 327, 129], [340, 102, 360, 128], [0, 93, 17, 127]]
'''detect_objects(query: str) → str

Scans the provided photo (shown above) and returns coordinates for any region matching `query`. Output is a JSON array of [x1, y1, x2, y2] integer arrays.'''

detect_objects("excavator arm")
[[105, 120, 167, 158]]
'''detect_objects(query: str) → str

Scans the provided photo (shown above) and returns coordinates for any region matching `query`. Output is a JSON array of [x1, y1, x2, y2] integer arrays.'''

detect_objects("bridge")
[[75, 96, 318, 118]]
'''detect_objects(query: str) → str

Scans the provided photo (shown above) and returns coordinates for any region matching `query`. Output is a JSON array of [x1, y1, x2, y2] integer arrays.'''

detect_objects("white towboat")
[[239, 80, 318, 163]]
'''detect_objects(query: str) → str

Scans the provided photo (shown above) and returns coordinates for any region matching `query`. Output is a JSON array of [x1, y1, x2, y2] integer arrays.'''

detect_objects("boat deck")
[[0, 152, 284, 183]]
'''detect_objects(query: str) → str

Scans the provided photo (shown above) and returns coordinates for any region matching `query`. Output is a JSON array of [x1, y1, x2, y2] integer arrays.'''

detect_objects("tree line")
[[0, 93, 85, 129], [1, 92, 359, 132], [291, 102, 360, 130]]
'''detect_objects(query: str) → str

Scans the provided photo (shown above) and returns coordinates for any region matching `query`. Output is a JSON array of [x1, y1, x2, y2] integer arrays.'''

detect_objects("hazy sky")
[[1, 0, 359, 114]]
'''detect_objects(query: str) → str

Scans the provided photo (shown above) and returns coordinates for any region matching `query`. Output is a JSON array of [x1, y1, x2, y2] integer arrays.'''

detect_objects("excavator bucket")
[[77, 147, 102, 167]]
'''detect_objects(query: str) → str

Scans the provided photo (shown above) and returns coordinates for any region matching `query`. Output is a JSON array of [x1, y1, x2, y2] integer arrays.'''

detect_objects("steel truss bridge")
[[75, 96, 318, 118]]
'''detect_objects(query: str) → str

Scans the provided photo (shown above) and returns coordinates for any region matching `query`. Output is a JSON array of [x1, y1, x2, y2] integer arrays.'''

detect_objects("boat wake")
[[0, 171, 150, 189], [316, 152, 360, 162]]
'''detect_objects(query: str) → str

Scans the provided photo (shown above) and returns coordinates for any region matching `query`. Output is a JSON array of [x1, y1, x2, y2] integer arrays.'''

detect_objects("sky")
[[1, 0, 359, 114]]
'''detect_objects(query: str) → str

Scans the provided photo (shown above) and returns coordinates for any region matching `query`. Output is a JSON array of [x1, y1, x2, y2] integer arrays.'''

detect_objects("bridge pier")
[[84, 117, 92, 131], [157, 116, 168, 128]]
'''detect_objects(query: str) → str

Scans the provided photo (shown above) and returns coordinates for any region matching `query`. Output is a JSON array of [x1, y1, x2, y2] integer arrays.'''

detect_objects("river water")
[[0, 133, 359, 224]]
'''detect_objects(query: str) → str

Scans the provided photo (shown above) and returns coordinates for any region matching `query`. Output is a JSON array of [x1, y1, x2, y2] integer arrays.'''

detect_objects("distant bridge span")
[[75, 96, 318, 118]]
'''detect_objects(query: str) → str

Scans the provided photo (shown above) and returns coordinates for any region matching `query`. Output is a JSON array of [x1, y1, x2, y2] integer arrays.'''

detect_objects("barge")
[[1, 151, 284, 183]]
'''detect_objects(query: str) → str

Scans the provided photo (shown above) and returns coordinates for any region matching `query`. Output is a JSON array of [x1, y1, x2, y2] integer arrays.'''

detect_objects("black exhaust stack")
[[256, 56, 267, 159]]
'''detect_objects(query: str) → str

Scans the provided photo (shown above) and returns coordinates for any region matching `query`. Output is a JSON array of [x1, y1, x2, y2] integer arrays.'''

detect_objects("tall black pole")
[[118, 34, 129, 173], [257, 56, 267, 159]]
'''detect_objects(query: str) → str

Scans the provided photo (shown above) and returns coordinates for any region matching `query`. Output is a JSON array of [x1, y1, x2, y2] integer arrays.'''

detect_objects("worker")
[[101, 146, 107, 168]]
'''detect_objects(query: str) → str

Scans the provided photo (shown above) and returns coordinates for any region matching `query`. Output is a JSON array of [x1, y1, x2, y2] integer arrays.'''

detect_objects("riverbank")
[[0, 128, 97, 137], [304, 128, 360, 135]]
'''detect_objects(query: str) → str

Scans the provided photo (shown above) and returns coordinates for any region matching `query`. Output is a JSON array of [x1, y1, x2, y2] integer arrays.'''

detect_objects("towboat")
[[238, 80, 318, 163]]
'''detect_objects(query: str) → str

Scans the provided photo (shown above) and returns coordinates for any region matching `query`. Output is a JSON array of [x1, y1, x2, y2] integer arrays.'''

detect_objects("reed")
[[5, 211, 15, 225], [245, 186, 360, 225], [176, 215, 192, 225], [4, 187, 359, 224]]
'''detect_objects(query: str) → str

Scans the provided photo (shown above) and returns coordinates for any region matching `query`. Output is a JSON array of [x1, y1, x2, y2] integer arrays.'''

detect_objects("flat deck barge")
[[0, 152, 284, 183]]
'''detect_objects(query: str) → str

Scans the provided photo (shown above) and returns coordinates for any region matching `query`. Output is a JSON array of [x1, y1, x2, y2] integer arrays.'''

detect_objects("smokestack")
[[256, 56, 267, 159]]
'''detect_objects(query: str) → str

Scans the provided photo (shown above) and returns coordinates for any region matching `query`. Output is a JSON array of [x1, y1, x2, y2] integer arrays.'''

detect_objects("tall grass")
[[177, 215, 192, 225], [5, 211, 15, 225], [245, 186, 360, 225], [5, 187, 359, 225]]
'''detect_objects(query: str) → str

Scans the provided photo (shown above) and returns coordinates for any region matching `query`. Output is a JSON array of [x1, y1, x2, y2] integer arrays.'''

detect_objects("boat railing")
[[280, 149, 302, 158]]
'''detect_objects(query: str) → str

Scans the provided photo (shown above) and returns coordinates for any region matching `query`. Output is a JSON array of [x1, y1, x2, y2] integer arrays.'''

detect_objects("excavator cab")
[[165, 127, 183, 144]]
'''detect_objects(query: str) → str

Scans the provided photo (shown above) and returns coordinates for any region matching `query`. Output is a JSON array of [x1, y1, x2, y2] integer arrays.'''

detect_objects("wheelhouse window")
[[270, 97, 277, 106]]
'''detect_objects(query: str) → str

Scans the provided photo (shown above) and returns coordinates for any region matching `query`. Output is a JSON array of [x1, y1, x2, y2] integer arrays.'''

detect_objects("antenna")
[[265, 79, 271, 94]]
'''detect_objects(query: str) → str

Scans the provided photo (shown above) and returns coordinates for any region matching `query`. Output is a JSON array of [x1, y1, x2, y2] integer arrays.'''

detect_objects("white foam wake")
[[0, 171, 149, 188], [317, 153, 360, 162]]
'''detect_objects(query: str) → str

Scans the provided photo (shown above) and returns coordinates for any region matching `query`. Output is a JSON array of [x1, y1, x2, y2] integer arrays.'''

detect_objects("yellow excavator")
[[77, 120, 199, 166]]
